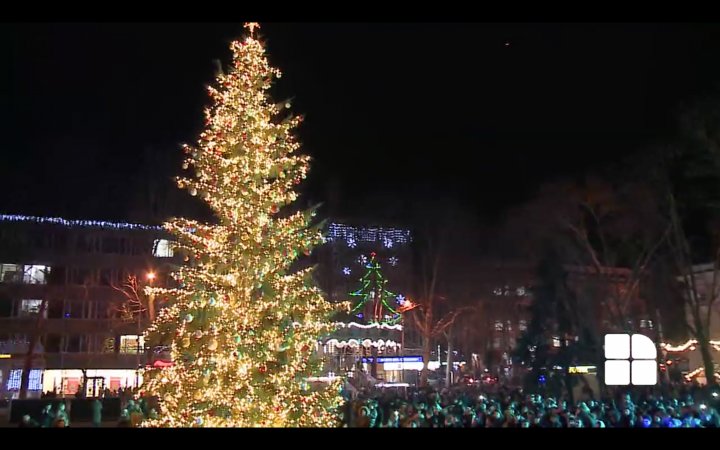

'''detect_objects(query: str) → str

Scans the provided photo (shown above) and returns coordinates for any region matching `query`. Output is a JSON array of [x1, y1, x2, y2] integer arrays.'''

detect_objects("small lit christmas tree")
[[141, 23, 343, 427], [348, 252, 402, 325]]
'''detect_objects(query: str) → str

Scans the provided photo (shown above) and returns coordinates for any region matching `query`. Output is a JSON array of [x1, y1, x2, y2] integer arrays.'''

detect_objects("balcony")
[[0, 317, 138, 335], [42, 352, 147, 370]]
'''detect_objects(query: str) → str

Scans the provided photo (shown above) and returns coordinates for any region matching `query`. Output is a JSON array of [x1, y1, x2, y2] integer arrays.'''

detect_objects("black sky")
[[3, 23, 720, 225]]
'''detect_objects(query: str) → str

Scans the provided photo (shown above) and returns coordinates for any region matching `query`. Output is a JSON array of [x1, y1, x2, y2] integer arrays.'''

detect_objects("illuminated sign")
[[0, 354, 11, 359], [569, 365, 598, 375], [384, 362, 424, 371], [362, 356, 422, 364]]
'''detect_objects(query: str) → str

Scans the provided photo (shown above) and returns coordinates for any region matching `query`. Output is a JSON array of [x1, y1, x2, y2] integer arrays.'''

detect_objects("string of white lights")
[[293, 321, 403, 331], [0, 214, 162, 231], [325, 223, 412, 244], [683, 367, 720, 381], [324, 338, 401, 348], [661, 339, 720, 352]]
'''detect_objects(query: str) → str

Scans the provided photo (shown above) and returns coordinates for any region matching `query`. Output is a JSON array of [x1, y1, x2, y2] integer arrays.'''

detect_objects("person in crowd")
[[39, 403, 55, 428], [19, 414, 39, 427], [92, 398, 103, 427]]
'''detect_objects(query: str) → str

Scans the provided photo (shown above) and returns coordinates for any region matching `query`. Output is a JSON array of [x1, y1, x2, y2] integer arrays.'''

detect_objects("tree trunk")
[[19, 298, 48, 399], [445, 329, 453, 388], [698, 332, 717, 387], [148, 294, 156, 322], [420, 335, 432, 388]]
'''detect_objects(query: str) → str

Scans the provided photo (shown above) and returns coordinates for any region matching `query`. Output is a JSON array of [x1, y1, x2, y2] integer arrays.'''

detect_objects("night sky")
[[3, 23, 720, 226]]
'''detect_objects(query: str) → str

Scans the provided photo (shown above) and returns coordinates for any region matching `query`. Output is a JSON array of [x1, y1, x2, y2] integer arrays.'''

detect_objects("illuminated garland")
[[326, 223, 411, 245], [683, 367, 720, 382], [325, 338, 401, 349], [0, 214, 162, 231], [661, 340, 720, 353], [335, 322, 403, 331], [292, 321, 403, 331]]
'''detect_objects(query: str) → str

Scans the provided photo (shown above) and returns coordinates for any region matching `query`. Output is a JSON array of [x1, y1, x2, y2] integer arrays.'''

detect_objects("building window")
[[102, 237, 121, 254], [64, 335, 82, 353], [69, 268, 93, 285], [6, 369, 42, 391], [152, 239, 174, 258], [99, 269, 116, 286], [0, 264, 23, 283], [494, 321, 504, 331], [640, 319, 654, 329], [120, 335, 144, 354], [552, 337, 561, 348], [506, 321, 513, 332], [22, 265, 50, 284], [19, 299, 45, 317], [519, 320, 527, 331]]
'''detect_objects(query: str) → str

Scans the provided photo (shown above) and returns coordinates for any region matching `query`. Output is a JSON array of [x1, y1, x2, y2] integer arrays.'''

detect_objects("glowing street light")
[[146, 271, 156, 283]]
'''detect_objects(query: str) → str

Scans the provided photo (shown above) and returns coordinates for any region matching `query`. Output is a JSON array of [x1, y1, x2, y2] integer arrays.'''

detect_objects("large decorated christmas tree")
[[141, 23, 343, 427]]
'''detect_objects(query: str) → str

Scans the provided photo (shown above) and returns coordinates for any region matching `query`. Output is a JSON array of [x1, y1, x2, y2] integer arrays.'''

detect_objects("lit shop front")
[[360, 356, 424, 383], [42, 369, 143, 396]]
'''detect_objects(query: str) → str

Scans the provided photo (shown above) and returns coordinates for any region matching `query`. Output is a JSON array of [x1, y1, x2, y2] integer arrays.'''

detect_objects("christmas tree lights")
[[141, 23, 343, 427], [348, 252, 401, 325]]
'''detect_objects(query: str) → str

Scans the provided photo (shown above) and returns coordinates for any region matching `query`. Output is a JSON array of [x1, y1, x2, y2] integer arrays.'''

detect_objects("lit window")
[[516, 287, 526, 296], [0, 264, 23, 283], [552, 337, 561, 348], [23, 265, 50, 284], [640, 320, 654, 329], [494, 321, 504, 331], [19, 299, 45, 317], [152, 239, 174, 258], [6, 369, 42, 391], [519, 320, 527, 331], [120, 335, 144, 354]]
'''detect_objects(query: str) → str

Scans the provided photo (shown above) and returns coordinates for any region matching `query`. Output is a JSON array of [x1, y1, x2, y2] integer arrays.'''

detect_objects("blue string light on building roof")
[[326, 223, 411, 245], [0, 214, 162, 231]]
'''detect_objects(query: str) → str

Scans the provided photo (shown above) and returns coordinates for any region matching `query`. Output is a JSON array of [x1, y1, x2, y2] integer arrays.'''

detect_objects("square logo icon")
[[604, 360, 630, 385], [631, 360, 658, 385], [603, 334, 657, 386]]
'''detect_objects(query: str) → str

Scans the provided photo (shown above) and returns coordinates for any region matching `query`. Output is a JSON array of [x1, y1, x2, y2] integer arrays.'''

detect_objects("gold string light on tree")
[[141, 22, 345, 428]]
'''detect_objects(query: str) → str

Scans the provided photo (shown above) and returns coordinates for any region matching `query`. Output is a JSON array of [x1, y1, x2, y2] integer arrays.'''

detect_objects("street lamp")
[[135, 271, 156, 389]]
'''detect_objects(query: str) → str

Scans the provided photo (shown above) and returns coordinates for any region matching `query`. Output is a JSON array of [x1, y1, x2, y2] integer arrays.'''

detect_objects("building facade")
[[0, 215, 417, 395], [0, 215, 176, 399]]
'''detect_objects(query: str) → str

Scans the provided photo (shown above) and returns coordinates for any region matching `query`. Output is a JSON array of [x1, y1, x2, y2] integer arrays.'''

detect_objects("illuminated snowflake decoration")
[[383, 236, 394, 248], [358, 254, 368, 265], [346, 237, 357, 248], [388, 256, 398, 266], [396, 294, 406, 305], [493, 288, 503, 296], [342, 267, 351, 276]]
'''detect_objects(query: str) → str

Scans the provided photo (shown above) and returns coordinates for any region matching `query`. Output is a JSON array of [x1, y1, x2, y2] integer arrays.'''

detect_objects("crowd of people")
[[16, 379, 720, 428], [19, 390, 156, 427], [340, 383, 720, 428]]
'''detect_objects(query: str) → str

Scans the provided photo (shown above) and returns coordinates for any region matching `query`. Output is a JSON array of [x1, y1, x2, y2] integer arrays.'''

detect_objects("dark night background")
[[3, 23, 720, 226]]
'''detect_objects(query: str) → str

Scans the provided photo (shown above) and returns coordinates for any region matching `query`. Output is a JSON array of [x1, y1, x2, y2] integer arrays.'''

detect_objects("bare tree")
[[111, 274, 154, 323], [668, 193, 719, 386]]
